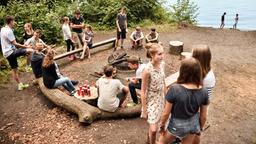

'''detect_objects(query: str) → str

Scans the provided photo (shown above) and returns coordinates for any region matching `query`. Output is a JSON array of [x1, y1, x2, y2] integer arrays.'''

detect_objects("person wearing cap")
[[115, 7, 128, 51], [130, 26, 144, 49], [146, 28, 159, 43], [70, 9, 85, 47]]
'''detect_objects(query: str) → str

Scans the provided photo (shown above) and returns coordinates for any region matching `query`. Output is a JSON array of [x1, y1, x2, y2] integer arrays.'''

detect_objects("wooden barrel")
[[169, 41, 183, 55]]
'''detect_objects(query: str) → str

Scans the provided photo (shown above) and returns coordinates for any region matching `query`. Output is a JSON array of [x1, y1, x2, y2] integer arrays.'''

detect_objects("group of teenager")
[[1, 7, 216, 144], [115, 7, 159, 50]]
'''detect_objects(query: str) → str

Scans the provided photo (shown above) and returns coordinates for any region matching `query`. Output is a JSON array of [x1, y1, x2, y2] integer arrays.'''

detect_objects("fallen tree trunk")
[[38, 78, 141, 124]]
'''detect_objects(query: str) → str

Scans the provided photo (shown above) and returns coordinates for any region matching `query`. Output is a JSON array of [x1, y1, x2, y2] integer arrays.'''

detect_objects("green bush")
[[169, 0, 199, 24], [79, 0, 168, 30], [0, 0, 180, 44], [0, 0, 77, 44]]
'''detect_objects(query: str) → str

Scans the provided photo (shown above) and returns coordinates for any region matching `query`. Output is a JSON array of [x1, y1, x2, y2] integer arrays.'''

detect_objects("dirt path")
[[0, 27, 255, 144]]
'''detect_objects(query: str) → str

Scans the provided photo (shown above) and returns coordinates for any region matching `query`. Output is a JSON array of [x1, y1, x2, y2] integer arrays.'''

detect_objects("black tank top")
[[23, 32, 33, 42]]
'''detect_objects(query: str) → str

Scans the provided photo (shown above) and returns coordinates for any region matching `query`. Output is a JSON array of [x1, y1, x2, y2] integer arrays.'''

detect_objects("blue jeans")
[[54, 77, 75, 93], [128, 79, 141, 104]]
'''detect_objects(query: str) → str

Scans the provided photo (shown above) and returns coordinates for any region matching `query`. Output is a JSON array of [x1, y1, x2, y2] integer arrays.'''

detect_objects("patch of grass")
[[0, 55, 10, 83]]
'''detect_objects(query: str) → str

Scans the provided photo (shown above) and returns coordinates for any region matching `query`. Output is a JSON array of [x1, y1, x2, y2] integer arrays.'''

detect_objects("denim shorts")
[[167, 113, 200, 139]]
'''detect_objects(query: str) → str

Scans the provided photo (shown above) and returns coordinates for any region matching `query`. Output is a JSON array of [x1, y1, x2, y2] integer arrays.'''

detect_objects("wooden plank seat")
[[54, 37, 116, 60], [37, 78, 141, 124]]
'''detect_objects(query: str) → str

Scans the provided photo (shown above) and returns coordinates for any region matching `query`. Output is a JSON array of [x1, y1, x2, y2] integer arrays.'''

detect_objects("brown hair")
[[103, 65, 114, 77], [177, 57, 202, 87], [75, 9, 81, 14], [86, 25, 93, 32], [24, 23, 33, 30], [6, 15, 14, 24], [34, 29, 41, 36], [127, 56, 140, 65], [145, 43, 163, 58], [62, 16, 69, 22], [120, 7, 126, 13], [192, 44, 211, 78], [42, 49, 55, 68]]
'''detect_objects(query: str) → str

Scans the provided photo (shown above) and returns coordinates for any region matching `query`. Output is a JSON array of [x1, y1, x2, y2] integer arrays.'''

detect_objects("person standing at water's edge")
[[115, 7, 128, 51], [220, 12, 226, 29], [233, 14, 239, 29]]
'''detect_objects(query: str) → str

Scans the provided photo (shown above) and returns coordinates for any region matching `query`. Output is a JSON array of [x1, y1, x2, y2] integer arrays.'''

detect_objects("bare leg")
[[80, 45, 87, 59], [159, 131, 176, 144], [192, 135, 200, 144], [149, 123, 158, 144], [86, 47, 91, 59], [12, 68, 20, 84], [115, 39, 119, 47], [182, 134, 195, 144], [121, 39, 124, 48]]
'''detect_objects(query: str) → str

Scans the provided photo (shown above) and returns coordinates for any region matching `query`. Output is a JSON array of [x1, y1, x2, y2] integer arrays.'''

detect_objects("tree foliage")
[[80, 0, 168, 29], [0, 0, 199, 44], [170, 0, 199, 24]]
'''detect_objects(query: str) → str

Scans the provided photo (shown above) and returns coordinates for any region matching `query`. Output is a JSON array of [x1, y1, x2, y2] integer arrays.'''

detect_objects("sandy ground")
[[0, 27, 256, 144]]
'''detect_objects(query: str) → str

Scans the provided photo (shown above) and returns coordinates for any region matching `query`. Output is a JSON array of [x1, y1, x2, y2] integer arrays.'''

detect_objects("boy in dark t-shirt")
[[70, 9, 85, 47], [220, 12, 226, 29], [115, 7, 128, 51]]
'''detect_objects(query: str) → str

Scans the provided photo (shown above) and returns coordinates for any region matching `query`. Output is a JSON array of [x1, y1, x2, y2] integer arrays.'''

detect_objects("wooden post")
[[169, 41, 183, 55]]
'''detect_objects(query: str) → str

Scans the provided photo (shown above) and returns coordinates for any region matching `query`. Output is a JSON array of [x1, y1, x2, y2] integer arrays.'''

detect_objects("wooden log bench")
[[37, 78, 141, 124], [54, 37, 116, 60]]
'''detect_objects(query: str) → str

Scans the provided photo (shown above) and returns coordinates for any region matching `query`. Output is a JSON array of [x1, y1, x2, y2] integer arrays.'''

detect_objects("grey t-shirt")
[[96, 77, 125, 112], [166, 84, 209, 119], [116, 13, 127, 30]]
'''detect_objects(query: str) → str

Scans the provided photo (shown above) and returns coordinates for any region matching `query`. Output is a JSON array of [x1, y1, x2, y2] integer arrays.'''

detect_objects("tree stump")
[[37, 78, 141, 124], [169, 41, 183, 55]]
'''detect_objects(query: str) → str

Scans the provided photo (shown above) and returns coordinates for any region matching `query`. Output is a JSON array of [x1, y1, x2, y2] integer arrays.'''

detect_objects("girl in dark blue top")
[[159, 58, 209, 144]]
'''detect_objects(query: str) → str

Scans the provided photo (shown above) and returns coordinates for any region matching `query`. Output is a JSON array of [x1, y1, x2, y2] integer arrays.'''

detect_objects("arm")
[[199, 105, 208, 131], [40, 39, 50, 49], [137, 32, 144, 41], [145, 33, 150, 42], [70, 17, 85, 29], [141, 69, 150, 118], [151, 32, 159, 42], [130, 32, 136, 41], [11, 40, 31, 49], [159, 101, 173, 134]]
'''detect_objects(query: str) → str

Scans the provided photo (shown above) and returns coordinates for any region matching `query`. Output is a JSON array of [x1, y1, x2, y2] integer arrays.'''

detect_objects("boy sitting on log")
[[126, 57, 146, 106], [96, 65, 129, 112]]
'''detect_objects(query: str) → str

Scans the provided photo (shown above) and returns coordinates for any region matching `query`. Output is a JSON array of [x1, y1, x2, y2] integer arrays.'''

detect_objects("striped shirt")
[[203, 70, 216, 99]]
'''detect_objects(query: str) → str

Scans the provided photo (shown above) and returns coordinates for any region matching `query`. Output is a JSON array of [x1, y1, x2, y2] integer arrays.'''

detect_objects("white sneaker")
[[18, 83, 29, 91], [18, 83, 23, 91]]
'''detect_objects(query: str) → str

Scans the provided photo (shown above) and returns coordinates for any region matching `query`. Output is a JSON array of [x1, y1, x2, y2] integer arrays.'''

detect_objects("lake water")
[[166, 0, 256, 30]]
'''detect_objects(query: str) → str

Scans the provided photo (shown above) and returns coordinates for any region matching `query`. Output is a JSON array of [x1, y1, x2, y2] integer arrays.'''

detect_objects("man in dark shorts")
[[1, 16, 34, 90], [115, 7, 128, 51], [70, 9, 85, 47], [220, 12, 226, 29]]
